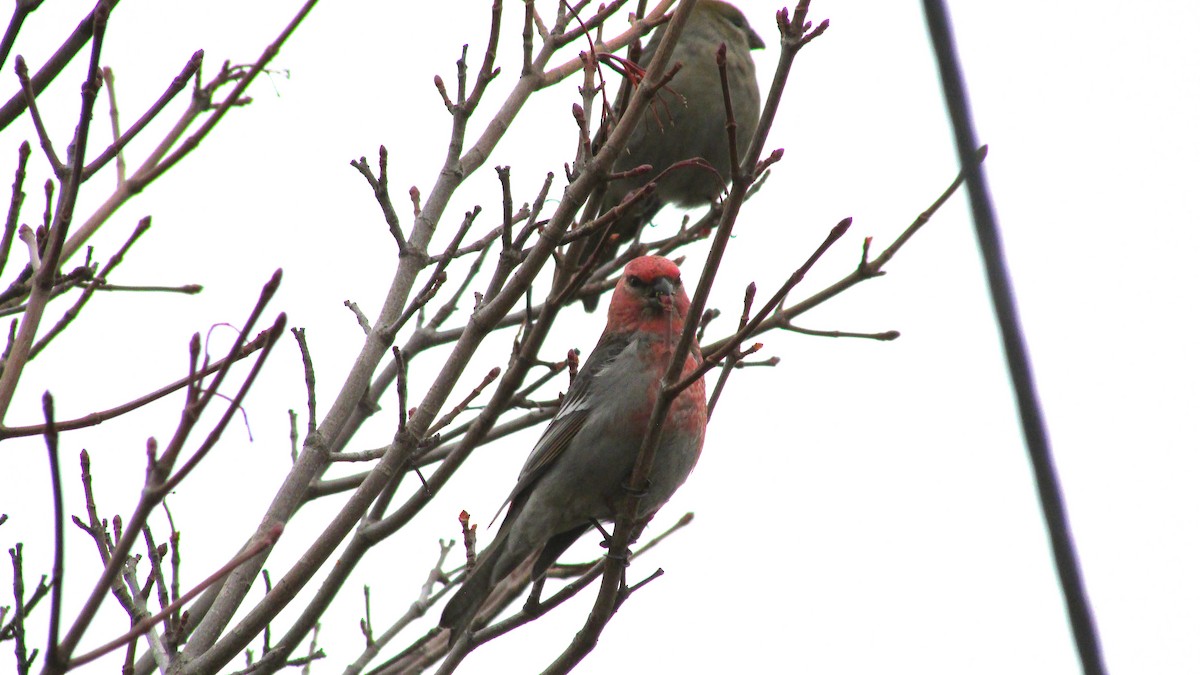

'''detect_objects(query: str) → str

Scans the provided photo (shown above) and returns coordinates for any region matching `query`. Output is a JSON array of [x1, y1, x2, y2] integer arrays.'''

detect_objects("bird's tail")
[[580, 292, 603, 313], [440, 538, 506, 638], [440, 524, 593, 639]]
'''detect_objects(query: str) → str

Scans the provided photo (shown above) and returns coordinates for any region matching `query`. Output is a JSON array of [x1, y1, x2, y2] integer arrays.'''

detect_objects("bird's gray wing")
[[489, 332, 634, 525]]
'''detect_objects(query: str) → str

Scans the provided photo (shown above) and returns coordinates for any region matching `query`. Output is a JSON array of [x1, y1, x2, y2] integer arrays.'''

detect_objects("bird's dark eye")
[[626, 275, 646, 288], [717, 8, 747, 32]]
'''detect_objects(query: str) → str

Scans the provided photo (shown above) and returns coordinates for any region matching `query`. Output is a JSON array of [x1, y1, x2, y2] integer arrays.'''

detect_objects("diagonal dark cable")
[[920, 3, 1107, 675]]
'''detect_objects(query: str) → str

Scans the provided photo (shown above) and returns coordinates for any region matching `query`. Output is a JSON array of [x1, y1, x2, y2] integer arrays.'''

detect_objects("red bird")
[[441, 255, 708, 635]]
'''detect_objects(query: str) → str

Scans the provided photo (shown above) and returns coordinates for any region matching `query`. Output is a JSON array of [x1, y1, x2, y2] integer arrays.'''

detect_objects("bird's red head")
[[606, 256, 691, 332]]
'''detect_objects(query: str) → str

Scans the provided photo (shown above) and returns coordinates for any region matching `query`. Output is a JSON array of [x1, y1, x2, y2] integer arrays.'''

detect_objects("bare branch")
[[29, 216, 151, 359], [41, 392, 65, 673], [0, 141, 31, 278], [65, 525, 284, 671], [0, 327, 273, 439]]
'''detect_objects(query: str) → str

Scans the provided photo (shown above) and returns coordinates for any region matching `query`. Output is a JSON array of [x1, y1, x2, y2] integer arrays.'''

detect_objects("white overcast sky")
[[1, 2, 1197, 674]]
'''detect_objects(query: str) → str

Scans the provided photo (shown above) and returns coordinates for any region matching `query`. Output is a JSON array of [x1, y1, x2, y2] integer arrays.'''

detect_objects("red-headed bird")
[[441, 255, 707, 635]]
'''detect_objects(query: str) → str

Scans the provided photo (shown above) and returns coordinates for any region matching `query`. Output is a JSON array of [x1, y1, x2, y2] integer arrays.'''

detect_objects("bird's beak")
[[650, 277, 675, 304], [748, 28, 766, 50]]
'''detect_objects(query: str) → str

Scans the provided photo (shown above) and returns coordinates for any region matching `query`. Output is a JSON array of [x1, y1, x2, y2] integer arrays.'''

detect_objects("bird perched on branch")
[[578, 0, 764, 310], [440, 255, 708, 637]]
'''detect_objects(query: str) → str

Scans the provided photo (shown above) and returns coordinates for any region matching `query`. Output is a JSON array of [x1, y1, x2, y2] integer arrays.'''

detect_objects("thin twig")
[[59, 2, 315, 261], [292, 327, 318, 435], [0, 1, 118, 133], [0, 140, 31, 277], [14, 55, 62, 174], [0, 1, 110, 421], [29, 216, 151, 358], [351, 147, 406, 250], [425, 367, 500, 438], [0, 1, 41, 79], [41, 392, 65, 673], [53, 274, 286, 667], [343, 541, 454, 675], [83, 51, 204, 181], [781, 325, 899, 340], [66, 525, 284, 670], [703, 147, 984, 355], [670, 218, 850, 397], [0, 328, 272, 439]]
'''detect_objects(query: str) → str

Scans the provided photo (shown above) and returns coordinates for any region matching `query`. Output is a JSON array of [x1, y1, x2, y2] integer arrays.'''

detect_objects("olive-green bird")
[[580, 0, 764, 311]]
